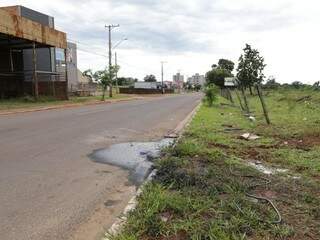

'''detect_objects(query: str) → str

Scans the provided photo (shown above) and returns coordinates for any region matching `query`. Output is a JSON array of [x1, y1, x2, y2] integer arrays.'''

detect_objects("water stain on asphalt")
[[104, 200, 121, 207], [89, 139, 174, 186]]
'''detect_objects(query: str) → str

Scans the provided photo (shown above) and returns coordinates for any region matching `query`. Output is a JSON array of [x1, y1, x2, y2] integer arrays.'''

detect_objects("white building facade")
[[187, 73, 206, 86], [173, 73, 184, 89]]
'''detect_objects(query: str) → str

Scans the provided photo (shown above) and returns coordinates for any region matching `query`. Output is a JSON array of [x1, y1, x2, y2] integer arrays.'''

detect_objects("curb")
[[104, 100, 202, 240], [0, 97, 144, 116], [104, 170, 157, 239], [171, 99, 202, 136]]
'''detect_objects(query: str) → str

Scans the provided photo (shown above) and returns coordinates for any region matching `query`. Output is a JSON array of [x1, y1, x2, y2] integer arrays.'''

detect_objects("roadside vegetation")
[[108, 43, 319, 240], [111, 87, 320, 240]]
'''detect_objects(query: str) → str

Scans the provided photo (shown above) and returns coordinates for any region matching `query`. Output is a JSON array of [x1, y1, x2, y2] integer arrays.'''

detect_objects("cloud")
[[0, 0, 319, 83]]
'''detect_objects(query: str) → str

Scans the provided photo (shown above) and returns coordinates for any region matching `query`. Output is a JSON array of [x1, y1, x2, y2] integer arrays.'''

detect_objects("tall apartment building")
[[173, 73, 184, 89], [187, 73, 205, 86]]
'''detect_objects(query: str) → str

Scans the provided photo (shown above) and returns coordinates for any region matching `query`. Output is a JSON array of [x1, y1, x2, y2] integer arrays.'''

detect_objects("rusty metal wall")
[[0, 8, 67, 49], [0, 6, 20, 16], [0, 76, 68, 99], [23, 81, 68, 100]]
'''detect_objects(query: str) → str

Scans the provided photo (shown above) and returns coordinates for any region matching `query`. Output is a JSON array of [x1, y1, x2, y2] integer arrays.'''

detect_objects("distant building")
[[173, 73, 184, 89], [164, 81, 173, 89], [187, 73, 205, 86], [134, 81, 161, 89]]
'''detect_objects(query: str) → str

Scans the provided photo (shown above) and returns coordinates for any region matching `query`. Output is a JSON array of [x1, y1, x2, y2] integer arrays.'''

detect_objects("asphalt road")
[[0, 93, 202, 240]]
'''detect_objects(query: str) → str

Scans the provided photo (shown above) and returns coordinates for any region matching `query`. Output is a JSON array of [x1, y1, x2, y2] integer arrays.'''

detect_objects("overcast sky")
[[1, 0, 319, 83]]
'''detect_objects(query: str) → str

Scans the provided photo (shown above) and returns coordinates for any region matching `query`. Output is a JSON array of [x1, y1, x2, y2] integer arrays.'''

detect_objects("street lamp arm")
[[112, 38, 128, 50]]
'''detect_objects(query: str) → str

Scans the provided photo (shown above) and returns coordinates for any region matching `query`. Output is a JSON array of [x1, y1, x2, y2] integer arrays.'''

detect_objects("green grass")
[[110, 88, 320, 240], [0, 94, 130, 111]]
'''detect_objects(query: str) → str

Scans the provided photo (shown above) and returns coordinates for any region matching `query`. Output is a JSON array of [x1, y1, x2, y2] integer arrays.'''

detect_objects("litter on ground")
[[240, 133, 261, 140]]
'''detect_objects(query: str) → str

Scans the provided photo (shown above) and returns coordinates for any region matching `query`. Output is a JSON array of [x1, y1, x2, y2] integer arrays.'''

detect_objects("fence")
[[0, 71, 68, 99], [119, 88, 174, 94]]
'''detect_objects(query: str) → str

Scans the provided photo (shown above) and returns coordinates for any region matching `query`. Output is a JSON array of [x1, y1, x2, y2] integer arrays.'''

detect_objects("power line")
[[72, 39, 167, 78], [77, 47, 108, 58]]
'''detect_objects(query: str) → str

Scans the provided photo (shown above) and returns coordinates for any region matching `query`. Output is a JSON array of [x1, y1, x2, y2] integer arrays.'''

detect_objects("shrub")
[[204, 86, 218, 107]]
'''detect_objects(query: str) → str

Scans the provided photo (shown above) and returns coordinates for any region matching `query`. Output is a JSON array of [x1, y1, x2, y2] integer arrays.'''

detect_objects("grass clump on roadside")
[[111, 88, 320, 240]]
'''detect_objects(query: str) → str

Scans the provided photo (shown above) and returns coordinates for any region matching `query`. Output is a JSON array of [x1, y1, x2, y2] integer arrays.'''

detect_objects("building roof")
[[0, 6, 67, 49]]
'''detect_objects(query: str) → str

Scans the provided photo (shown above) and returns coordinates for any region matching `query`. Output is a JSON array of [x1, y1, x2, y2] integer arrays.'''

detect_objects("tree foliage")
[[313, 81, 320, 90], [291, 81, 304, 89], [206, 58, 234, 88], [264, 76, 281, 89], [206, 68, 233, 88], [236, 44, 266, 88], [204, 86, 219, 107], [93, 65, 120, 100], [218, 59, 235, 72], [117, 77, 138, 86], [144, 75, 157, 82]]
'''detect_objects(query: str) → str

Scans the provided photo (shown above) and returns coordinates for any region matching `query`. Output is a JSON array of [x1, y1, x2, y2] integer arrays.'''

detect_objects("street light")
[[113, 37, 128, 94], [112, 37, 128, 50], [161, 61, 167, 94]]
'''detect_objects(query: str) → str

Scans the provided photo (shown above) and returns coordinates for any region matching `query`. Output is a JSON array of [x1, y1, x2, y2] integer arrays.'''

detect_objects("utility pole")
[[105, 24, 119, 98], [177, 69, 182, 93], [161, 61, 166, 94], [115, 52, 119, 94], [32, 42, 38, 100]]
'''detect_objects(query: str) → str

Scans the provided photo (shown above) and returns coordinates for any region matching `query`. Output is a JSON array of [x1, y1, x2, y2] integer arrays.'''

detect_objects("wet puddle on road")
[[89, 139, 174, 186]]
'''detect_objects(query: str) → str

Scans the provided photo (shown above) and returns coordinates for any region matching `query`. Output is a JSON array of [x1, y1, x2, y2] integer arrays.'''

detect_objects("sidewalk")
[[0, 96, 143, 116]]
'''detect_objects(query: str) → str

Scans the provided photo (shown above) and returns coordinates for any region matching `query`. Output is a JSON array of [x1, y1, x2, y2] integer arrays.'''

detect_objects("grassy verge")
[[0, 94, 131, 112], [111, 88, 320, 240]]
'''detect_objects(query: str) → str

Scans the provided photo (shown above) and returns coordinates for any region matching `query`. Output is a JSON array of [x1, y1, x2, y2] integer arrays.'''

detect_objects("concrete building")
[[134, 81, 161, 89], [0, 5, 68, 99], [173, 73, 184, 89], [187, 73, 206, 87], [164, 81, 173, 89], [66, 42, 78, 90]]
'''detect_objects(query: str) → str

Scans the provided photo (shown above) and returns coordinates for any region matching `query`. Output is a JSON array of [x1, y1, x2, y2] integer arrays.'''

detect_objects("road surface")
[[0, 93, 202, 240]]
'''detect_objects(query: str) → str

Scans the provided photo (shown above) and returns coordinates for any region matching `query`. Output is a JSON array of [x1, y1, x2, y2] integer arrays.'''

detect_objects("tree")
[[94, 65, 119, 101], [218, 59, 235, 72], [194, 83, 202, 91], [264, 76, 281, 89], [206, 68, 233, 88], [144, 75, 157, 82], [313, 81, 320, 90], [204, 86, 219, 107], [211, 64, 218, 69], [206, 59, 235, 88], [117, 77, 138, 86], [291, 81, 304, 89], [237, 44, 266, 94]]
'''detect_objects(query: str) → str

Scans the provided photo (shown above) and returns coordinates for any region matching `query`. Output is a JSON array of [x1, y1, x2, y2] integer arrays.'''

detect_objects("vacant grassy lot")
[[111, 88, 320, 240], [0, 94, 130, 112]]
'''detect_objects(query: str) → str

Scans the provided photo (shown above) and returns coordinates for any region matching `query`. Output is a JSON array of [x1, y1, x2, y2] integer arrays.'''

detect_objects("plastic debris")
[[249, 116, 256, 122], [240, 133, 261, 140]]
